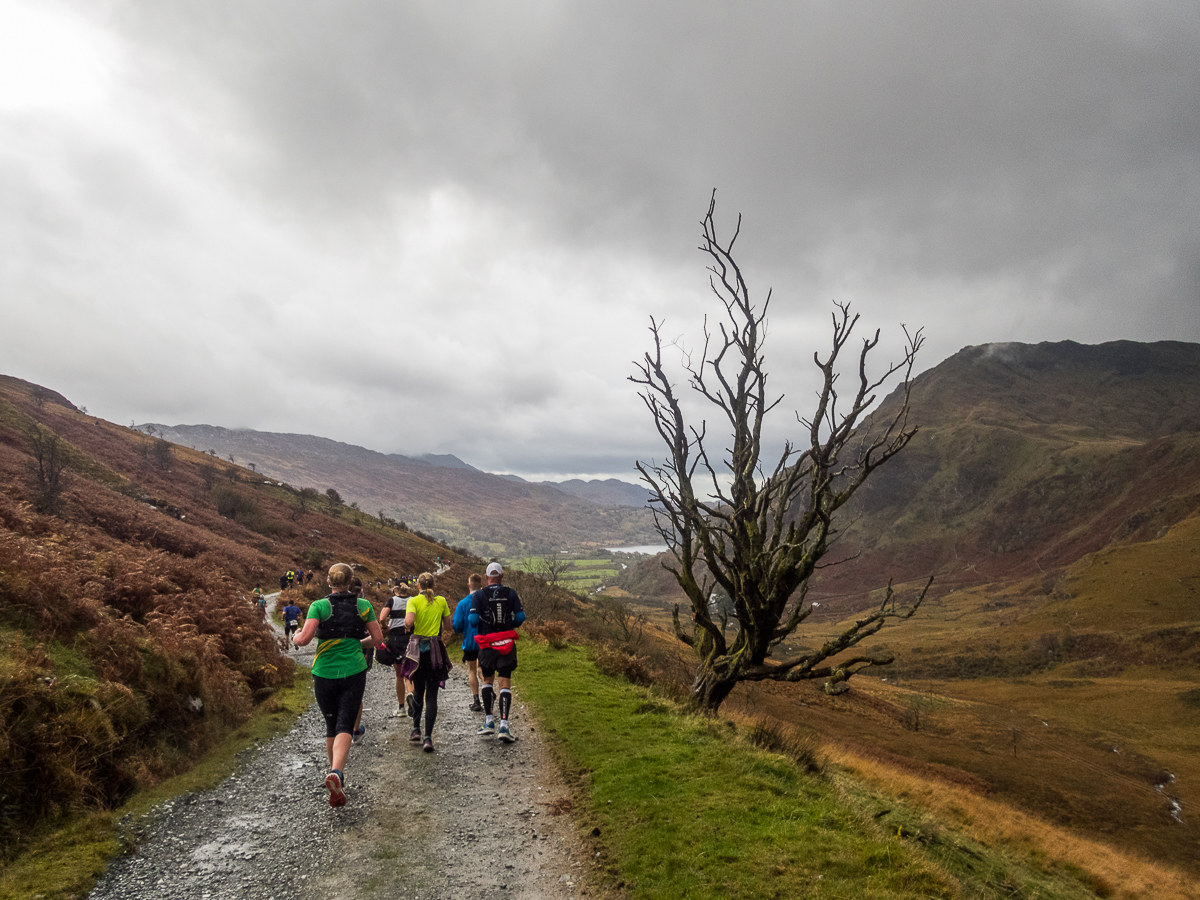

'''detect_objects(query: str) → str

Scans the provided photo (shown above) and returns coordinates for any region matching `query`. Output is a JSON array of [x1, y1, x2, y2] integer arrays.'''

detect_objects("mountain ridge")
[[804, 338, 1200, 601], [144, 423, 657, 555]]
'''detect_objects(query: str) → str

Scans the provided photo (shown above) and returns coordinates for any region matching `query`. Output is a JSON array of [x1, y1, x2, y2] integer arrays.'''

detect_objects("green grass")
[[0, 671, 314, 900], [520, 642, 1147, 900], [511, 555, 621, 591], [520, 643, 954, 899]]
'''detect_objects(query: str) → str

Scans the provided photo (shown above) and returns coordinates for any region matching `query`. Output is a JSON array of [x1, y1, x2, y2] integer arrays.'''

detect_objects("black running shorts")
[[479, 646, 517, 677]]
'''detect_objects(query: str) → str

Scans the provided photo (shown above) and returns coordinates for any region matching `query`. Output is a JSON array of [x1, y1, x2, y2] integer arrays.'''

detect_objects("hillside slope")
[[809, 339, 1200, 604], [608, 342, 1200, 873], [148, 424, 657, 556], [542, 477, 653, 508], [0, 374, 467, 851]]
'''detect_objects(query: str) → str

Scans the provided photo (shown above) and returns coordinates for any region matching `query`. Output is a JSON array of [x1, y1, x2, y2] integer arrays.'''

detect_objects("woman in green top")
[[404, 571, 453, 752], [292, 562, 384, 807]]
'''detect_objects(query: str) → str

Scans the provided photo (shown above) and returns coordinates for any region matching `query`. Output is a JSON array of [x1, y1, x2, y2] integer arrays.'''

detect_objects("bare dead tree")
[[594, 596, 647, 653], [151, 436, 173, 470], [508, 569, 553, 621], [199, 462, 218, 492], [27, 425, 67, 514], [630, 192, 929, 711], [540, 554, 571, 585]]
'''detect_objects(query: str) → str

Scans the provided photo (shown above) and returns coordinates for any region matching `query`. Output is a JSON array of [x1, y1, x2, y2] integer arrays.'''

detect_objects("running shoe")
[[389, 705, 404, 718], [404, 693, 415, 718], [351, 724, 367, 745], [325, 770, 346, 807], [477, 720, 496, 737], [409, 727, 422, 742], [469, 698, 484, 712], [422, 737, 434, 753], [498, 722, 516, 743]]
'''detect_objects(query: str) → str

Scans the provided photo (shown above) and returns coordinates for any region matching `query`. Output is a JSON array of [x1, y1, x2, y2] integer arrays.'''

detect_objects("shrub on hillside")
[[212, 485, 258, 523], [0, 491, 294, 849], [591, 646, 653, 686], [748, 718, 825, 775], [0, 388, 452, 854]]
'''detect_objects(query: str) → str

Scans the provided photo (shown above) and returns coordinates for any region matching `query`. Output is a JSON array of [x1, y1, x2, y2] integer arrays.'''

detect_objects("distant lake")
[[605, 544, 669, 555]]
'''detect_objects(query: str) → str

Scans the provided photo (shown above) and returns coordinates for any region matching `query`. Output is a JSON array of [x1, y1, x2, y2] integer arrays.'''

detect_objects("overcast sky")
[[2, 1, 1197, 481]]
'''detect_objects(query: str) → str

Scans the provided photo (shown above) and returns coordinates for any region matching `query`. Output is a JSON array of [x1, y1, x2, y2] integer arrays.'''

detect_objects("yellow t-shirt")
[[406, 592, 451, 637]]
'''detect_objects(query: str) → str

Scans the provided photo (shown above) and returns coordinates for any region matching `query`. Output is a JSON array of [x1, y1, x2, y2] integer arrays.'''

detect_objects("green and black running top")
[[307, 591, 376, 679]]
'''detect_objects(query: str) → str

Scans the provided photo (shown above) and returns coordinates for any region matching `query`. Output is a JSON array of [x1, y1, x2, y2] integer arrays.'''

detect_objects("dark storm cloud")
[[104, 1, 1199, 287], [5, 0, 1197, 479]]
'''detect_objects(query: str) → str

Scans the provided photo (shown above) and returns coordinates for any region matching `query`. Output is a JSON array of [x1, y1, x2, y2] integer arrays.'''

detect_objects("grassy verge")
[[520, 643, 953, 899], [520, 642, 1167, 900], [0, 670, 313, 900]]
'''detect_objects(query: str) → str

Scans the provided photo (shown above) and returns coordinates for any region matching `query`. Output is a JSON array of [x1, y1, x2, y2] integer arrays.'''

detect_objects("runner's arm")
[[362, 619, 385, 650], [292, 617, 319, 647]]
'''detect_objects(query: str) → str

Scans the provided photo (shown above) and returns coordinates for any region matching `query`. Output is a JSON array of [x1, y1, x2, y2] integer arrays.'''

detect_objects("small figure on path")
[[453, 573, 484, 711], [470, 562, 525, 742], [292, 562, 384, 807], [403, 572, 453, 752], [282, 597, 303, 647]]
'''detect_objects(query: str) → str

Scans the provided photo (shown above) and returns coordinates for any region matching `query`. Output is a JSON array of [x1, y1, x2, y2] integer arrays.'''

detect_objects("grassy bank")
[[519, 642, 1185, 900], [521, 643, 952, 899], [0, 670, 314, 900]]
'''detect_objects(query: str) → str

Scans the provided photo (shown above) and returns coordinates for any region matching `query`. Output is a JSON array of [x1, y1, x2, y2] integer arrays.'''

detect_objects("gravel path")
[[88, 616, 594, 900]]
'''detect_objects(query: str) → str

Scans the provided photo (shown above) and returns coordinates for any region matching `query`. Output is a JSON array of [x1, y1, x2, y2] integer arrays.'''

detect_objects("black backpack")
[[316, 593, 366, 641]]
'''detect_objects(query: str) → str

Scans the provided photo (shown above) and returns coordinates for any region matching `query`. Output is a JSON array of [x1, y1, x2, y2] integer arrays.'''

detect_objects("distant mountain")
[[543, 477, 653, 508], [807, 339, 1200, 603], [405, 453, 479, 471], [146, 424, 657, 556]]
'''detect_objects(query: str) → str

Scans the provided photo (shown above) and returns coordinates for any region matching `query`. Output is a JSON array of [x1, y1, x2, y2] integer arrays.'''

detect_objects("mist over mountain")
[[145, 424, 657, 556]]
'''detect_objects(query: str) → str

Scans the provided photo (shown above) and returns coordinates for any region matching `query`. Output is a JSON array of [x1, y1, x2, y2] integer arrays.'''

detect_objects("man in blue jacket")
[[452, 573, 484, 711]]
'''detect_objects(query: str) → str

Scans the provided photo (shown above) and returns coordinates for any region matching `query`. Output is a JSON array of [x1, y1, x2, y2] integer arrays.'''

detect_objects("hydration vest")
[[317, 592, 366, 641]]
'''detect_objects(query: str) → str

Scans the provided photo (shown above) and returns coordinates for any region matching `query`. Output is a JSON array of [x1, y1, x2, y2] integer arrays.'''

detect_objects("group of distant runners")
[[289, 561, 524, 808], [279, 567, 313, 591]]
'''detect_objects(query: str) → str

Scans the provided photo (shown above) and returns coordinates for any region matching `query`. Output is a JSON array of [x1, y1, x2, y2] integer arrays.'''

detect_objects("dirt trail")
[[88, 613, 593, 900]]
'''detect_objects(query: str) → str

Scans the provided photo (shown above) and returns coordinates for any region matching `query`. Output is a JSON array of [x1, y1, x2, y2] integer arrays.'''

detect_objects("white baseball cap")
[[486, 562, 503, 576]]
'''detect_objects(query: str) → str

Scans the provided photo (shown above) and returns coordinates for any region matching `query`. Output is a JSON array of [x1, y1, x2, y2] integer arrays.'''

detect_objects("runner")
[[349, 575, 373, 745], [403, 572, 452, 752], [469, 562, 525, 742], [291, 563, 384, 806], [452, 573, 484, 711], [382, 584, 415, 718], [282, 596, 303, 647]]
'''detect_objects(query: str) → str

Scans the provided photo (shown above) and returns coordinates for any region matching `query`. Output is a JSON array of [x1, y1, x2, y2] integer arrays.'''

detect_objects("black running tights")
[[410, 656, 441, 738]]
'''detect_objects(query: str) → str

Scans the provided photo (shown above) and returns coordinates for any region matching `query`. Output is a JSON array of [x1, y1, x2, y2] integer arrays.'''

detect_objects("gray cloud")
[[2, 0, 1197, 480]]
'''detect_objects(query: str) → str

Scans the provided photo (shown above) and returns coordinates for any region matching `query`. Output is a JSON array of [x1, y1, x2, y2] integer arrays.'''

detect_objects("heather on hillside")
[[0, 376, 461, 853]]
